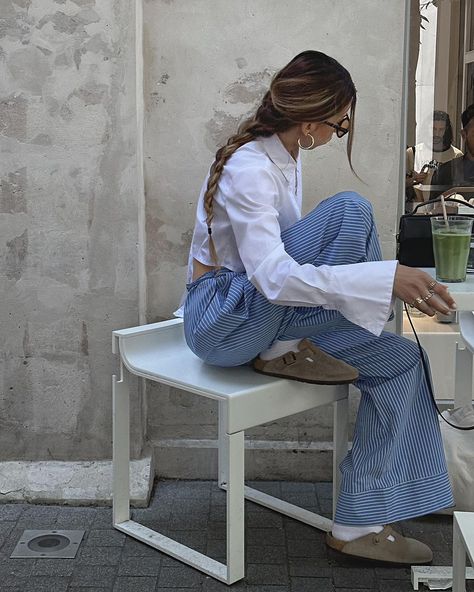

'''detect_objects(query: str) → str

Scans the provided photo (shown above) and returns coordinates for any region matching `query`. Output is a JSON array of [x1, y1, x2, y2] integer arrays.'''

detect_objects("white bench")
[[112, 318, 349, 585]]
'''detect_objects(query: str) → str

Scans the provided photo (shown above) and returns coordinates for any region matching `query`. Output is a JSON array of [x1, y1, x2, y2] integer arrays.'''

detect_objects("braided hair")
[[204, 50, 357, 265]]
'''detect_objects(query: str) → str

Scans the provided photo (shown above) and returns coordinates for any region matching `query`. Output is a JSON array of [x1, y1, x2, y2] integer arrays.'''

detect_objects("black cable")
[[404, 302, 474, 430]]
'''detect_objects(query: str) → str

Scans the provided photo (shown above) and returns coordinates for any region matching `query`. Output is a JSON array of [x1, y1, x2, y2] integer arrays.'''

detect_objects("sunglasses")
[[323, 115, 350, 138]]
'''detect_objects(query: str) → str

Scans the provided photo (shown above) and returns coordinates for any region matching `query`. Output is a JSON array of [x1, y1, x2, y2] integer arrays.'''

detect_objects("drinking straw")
[[440, 194, 449, 228]]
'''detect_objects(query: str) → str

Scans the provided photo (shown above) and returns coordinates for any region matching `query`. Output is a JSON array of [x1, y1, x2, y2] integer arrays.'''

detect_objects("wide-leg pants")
[[184, 192, 454, 525]]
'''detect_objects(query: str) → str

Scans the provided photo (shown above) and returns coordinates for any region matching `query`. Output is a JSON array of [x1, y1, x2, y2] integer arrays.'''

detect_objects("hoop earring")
[[297, 133, 315, 150]]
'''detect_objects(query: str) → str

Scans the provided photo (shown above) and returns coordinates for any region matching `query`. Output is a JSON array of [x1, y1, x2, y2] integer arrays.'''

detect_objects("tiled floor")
[[0, 479, 471, 592]]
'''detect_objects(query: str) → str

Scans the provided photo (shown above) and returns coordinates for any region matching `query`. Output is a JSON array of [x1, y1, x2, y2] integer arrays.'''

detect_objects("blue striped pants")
[[184, 192, 454, 525]]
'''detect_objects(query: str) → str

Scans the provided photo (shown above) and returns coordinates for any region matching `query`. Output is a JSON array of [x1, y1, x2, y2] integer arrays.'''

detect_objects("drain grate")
[[11, 530, 85, 558]]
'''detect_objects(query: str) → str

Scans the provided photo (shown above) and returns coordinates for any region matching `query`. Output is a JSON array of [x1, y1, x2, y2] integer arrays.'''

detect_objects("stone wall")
[[0, 0, 143, 461]]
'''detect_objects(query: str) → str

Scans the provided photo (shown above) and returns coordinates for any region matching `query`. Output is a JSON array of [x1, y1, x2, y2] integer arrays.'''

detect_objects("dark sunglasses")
[[323, 115, 350, 138]]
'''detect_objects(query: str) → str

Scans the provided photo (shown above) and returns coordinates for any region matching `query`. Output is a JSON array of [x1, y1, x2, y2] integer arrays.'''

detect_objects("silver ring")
[[410, 296, 424, 307], [428, 280, 437, 289], [422, 291, 434, 302]]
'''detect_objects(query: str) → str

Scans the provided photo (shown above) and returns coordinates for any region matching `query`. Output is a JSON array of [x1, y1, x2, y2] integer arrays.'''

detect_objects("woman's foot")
[[326, 525, 433, 565], [253, 339, 359, 384]]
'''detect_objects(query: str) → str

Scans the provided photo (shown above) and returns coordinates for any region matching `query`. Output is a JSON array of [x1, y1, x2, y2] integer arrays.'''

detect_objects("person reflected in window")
[[405, 110, 462, 210], [430, 104, 474, 199]]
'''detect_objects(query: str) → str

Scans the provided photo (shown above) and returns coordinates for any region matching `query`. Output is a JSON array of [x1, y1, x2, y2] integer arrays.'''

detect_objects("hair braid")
[[204, 91, 283, 265]]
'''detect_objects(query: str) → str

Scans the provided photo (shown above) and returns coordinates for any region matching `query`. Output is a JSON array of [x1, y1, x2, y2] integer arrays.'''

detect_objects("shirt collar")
[[260, 134, 297, 183]]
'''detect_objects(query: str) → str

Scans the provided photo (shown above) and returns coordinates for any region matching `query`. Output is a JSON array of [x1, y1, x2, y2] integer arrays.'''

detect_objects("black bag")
[[397, 197, 474, 267]]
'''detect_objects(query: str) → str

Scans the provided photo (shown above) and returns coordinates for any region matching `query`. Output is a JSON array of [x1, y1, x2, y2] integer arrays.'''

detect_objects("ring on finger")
[[428, 280, 437, 289], [411, 296, 424, 306], [422, 290, 435, 302]]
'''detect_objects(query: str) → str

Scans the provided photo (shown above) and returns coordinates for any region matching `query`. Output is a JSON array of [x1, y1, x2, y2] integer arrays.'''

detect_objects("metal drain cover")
[[11, 530, 85, 558]]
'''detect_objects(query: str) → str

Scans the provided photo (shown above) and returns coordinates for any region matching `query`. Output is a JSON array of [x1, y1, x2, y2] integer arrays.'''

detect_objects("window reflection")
[[406, 0, 474, 212]]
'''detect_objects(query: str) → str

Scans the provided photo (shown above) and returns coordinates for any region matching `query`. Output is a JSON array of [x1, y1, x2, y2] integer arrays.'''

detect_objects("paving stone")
[[155, 481, 211, 500], [84, 529, 126, 547], [0, 505, 26, 521], [169, 512, 210, 530], [78, 546, 122, 565], [0, 574, 29, 588], [277, 494, 319, 510], [333, 566, 376, 588], [209, 506, 225, 522], [92, 509, 114, 529], [318, 498, 333, 516], [157, 566, 204, 587], [72, 589, 110, 592], [207, 522, 226, 540], [70, 564, 117, 587], [374, 566, 411, 580], [284, 520, 320, 541], [291, 577, 333, 592], [157, 588, 201, 592], [31, 558, 76, 576], [0, 523, 16, 539], [246, 527, 285, 547], [55, 507, 98, 528], [246, 545, 287, 564], [246, 481, 282, 496], [118, 556, 162, 576], [336, 589, 374, 592], [246, 587, 289, 592], [206, 538, 225, 561], [113, 577, 157, 591], [132, 506, 172, 525], [201, 577, 246, 591], [0, 556, 35, 577], [1, 527, 28, 556], [16, 507, 59, 528], [377, 579, 414, 592], [23, 576, 70, 591], [288, 558, 332, 578], [246, 512, 283, 528], [287, 537, 327, 558], [245, 564, 289, 585], [122, 537, 163, 558], [281, 482, 316, 495]]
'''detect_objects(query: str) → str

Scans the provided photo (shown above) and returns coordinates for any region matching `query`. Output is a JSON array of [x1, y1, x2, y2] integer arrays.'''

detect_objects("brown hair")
[[204, 50, 357, 264]]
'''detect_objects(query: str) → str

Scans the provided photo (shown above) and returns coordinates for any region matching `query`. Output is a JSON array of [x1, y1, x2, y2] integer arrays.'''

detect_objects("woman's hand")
[[406, 171, 428, 188], [393, 264, 456, 316]]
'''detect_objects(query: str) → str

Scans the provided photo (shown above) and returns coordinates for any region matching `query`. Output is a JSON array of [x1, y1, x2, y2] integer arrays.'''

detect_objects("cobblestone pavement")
[[0, 480, 471, 592]]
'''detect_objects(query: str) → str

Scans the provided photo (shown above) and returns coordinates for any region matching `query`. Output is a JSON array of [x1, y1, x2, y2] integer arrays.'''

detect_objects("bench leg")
[[453, 515, 467, 592], [454, 342, 473, 408], [112, 369, 130, 524], [218, 400, 228, 487], [226, 431, 245, 583], [333, 393, 349, 519]]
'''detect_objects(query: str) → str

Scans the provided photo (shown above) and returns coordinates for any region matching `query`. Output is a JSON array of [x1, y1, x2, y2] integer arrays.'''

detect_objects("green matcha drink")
[[431, 216, 473, 282]]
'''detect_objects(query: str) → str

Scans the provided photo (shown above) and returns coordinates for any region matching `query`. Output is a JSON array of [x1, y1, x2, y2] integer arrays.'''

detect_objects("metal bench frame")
[[112, 318, 349, 584]]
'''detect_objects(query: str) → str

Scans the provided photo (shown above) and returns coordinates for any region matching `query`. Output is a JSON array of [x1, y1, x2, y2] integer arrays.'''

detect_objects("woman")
[[182, 51, 455, 564]]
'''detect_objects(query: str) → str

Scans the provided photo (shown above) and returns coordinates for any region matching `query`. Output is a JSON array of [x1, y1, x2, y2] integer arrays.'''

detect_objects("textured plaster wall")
[[143, 0, 406, 472], [0, 0, 142, 460]]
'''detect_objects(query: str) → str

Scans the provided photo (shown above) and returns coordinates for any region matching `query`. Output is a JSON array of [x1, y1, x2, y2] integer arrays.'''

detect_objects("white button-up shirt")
[[183, 133, 397, 336]]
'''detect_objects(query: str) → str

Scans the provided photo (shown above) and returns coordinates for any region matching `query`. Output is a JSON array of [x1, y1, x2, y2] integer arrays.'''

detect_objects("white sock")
[[332, 522, 387, 542], [259, 339, 302, 361]]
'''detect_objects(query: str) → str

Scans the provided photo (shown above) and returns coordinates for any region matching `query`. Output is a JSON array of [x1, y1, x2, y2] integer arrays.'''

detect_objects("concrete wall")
[[0, 0, 407, 484], [143, 0, 406, 478], [0, 0, 143, 461]]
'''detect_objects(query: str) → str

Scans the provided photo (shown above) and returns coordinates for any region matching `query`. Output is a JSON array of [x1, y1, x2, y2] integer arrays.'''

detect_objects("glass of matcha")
[[431, 216, 473, 282]]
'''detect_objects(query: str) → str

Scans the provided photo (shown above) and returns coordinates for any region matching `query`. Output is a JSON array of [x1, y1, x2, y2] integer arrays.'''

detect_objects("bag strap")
[[412, 196, 474, 214]]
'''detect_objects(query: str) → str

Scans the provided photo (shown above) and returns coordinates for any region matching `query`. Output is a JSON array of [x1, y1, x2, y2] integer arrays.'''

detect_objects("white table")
[[412, 271, 474, 590], [453, 512, 474, 592]]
